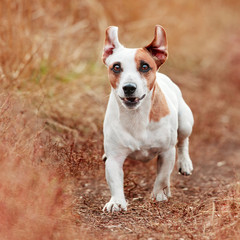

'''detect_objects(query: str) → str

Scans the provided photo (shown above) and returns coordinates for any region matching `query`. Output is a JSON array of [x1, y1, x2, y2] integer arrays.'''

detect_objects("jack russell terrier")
[[102, 25, 194, 212]]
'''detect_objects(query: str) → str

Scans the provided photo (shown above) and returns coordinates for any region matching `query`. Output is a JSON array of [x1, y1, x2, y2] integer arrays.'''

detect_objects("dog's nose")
[[123, 83, 137, 95]]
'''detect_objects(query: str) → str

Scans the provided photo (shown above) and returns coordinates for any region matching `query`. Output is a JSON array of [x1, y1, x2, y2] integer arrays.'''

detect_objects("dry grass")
[[0, 0, 240, 239], [0, 95, 84, 240]]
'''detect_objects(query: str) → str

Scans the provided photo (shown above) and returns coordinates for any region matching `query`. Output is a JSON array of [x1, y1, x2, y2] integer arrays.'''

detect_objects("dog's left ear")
[[102, 26, 123, 64], [145, 25, 168, 68]]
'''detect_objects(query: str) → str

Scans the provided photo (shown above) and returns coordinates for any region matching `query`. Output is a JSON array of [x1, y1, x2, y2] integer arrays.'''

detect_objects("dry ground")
[[0, 0, 240, 239]]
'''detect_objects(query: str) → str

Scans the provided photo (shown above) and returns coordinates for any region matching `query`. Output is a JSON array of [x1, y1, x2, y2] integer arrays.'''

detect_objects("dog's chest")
[[125, 121, 172, 162]]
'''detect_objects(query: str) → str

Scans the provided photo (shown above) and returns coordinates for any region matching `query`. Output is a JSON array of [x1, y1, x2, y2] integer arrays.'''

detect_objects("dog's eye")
[[112, 63, 122, 73], [140, 63, 150, 72]]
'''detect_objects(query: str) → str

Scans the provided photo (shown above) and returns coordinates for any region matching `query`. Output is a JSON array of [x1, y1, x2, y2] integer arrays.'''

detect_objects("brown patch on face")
[[135, 48, 157, 90], [149, 83, 170, 122], [108, 63, 121, 89]]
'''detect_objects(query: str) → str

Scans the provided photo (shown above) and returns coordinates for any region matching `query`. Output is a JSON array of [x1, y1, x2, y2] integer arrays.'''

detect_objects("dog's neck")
[[113, 87, 154, 136]]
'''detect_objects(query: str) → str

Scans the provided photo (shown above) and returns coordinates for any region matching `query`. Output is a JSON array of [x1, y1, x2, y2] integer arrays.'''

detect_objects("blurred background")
[[0, 0, 240, 239]]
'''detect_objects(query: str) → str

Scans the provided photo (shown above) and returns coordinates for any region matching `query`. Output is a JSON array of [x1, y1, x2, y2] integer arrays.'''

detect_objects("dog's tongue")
[[125, 97, 139, 103]]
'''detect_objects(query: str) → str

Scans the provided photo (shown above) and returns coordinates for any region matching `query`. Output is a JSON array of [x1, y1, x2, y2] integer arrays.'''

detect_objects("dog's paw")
[[178, 156, 193, 176], [151, 189, 169, 202], [103, 198, 127, 213]]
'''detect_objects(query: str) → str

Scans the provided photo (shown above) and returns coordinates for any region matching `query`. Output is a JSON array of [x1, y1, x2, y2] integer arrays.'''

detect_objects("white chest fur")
[[127, 120, 173, 161]]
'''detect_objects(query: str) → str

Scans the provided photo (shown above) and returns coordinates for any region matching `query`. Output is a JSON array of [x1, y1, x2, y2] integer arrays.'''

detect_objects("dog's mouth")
[[119, 94, 146, 108]]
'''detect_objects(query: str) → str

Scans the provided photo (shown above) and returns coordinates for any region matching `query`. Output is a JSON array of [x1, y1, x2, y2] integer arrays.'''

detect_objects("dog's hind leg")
[[151, 147, 175, 201], [177, 98, 194, 175], [177, 137, 193, 175]]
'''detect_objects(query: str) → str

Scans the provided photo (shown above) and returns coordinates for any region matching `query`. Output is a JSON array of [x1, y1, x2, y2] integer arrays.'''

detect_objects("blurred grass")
[[0, 0, 240, 239]]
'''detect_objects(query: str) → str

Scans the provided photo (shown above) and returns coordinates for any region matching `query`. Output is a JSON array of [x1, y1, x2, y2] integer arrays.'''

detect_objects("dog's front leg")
[[103, 156, 127, 212]]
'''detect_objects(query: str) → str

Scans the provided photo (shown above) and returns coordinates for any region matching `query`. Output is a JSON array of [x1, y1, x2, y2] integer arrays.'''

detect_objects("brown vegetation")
[[0, 0, 240, 239]]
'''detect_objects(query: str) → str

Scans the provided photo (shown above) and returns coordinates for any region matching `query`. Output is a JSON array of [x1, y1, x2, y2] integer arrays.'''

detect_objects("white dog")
[[102, 25, 194, 212]]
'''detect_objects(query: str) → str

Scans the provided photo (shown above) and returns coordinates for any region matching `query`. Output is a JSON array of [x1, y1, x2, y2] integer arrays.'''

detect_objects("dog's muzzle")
[[119, 94, 146, 108]]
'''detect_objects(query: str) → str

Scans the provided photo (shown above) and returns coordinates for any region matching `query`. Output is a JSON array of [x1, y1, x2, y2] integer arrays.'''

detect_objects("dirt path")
[[73, 138, 239, 239]]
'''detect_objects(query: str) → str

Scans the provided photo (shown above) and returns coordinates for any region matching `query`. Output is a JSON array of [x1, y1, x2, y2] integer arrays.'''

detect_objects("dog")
[[102, 25, 194, 212]]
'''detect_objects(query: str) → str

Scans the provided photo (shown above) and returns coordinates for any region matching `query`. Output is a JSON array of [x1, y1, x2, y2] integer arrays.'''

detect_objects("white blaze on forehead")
[[105, 48, 137, 68]]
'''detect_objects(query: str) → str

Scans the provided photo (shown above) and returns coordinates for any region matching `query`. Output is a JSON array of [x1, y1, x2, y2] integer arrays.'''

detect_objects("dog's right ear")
[[145, 25, 168, 68], [102, 26, 123, 64]]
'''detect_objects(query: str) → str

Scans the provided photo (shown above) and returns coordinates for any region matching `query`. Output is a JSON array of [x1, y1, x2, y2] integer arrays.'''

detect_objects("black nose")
[[123, 83, 137, 95]]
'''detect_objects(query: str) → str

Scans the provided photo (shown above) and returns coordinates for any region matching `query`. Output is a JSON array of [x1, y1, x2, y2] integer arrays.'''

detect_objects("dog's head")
[[102, 25, 168, 110]]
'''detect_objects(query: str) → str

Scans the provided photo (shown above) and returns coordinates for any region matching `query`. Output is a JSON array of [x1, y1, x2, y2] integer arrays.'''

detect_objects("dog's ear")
[[145, 25, 168, 68], [102, 26, 123, 64]]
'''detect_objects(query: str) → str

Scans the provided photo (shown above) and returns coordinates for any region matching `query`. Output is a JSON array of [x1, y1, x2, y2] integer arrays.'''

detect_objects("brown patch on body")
[[149, 83, 170, 122], [135, 48, 157, 90], [108, 63, 120, 89]]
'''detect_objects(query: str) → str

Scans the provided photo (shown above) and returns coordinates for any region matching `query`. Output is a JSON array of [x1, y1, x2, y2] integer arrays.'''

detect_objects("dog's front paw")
[[178, 156, 193, 176], [151, 189, 169, 202], [103, 198, 127, 213]]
